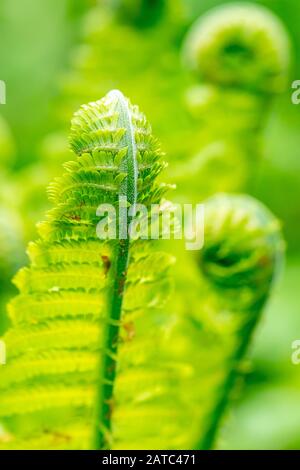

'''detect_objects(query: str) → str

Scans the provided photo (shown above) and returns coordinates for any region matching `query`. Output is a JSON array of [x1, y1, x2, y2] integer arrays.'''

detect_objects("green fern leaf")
[[0, 92, 284, 451], [0, 90, 174, 449]]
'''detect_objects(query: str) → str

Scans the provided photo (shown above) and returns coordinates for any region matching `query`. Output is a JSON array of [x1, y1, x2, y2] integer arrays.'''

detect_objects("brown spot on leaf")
[[123, 321, 136, 342], [101, 255, 111, 275], [69, 214, 81, 221]]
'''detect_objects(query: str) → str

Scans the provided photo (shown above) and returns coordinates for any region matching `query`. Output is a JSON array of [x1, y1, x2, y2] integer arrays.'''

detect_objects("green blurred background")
[[0, 0, 299, 449]]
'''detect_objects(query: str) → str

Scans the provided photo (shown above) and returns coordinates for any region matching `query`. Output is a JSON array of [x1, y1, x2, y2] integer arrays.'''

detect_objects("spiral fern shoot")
[[42, 0, 189, 168], [174, 3, 291, 200], [114, 0, 166, 27], [0, 90, 174, 449], [195, 194, 284, 448], [158, 194, 284, 449]]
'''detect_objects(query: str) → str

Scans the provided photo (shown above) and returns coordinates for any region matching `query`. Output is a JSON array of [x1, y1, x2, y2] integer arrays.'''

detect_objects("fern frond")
[[0, 90, 174, 450], [0, 351, 97, 389], [183, 3, 291, 94], [0, 84, 284, 450], [191, 194, 284, 448], [0, 423, 91, 450], [174, 3, 291, 201]]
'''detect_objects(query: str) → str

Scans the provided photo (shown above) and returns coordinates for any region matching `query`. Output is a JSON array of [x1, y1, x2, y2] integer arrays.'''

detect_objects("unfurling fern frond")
[[183, 3, 291, 94], [200, 195, 284, 441], [0, 91, 284, 450], [0, 90, 175, 449], [175, 3, 291, 200]]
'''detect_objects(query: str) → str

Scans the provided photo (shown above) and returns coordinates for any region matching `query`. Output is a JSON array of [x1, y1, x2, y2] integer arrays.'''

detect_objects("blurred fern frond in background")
[[28, 1, 291, 229], [174, 2, 291, 200]]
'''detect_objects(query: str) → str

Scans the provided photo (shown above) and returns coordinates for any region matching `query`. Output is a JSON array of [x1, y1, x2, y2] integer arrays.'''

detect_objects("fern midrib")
[[94, 90, 138, 449]]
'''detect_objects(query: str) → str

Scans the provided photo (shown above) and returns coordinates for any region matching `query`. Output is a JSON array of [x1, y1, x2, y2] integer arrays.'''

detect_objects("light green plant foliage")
[[164, 2, 289, 447], [0, 2, 288, 449], [0, 206, 25, 335], [0, 90, 177, 449], [190, 194, 284, 448], [14, 0, 189, 242], [159, 193, 283, 449], [39, 1, 291, 209], [113, 0, 166, 27], [163, 5, 289, 442], [37, 0, 190, 173], [54, 0, 190, 156], [0, 91, 283, 449]]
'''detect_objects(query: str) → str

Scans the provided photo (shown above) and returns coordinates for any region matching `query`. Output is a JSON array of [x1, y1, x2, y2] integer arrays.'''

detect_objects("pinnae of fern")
[[0, 88, 172, 449], [200, 194, 284, 307]]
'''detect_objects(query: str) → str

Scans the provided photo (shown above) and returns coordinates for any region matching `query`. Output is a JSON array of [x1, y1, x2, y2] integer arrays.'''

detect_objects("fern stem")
[[94, 90, 138, 449], [194, 194, 283, 449], [197, 311, 262, 450]]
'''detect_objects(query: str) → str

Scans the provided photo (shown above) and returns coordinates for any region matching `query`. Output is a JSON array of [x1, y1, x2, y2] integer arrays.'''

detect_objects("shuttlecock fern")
[[0, 90, 175, 449], [163, 193, 284, 449], [0, 111, 284, 448], [176, 2, 291, 199], [195, 194, 284, 448], [0, 184, 284, 449], [183, 3, 290, 93]]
